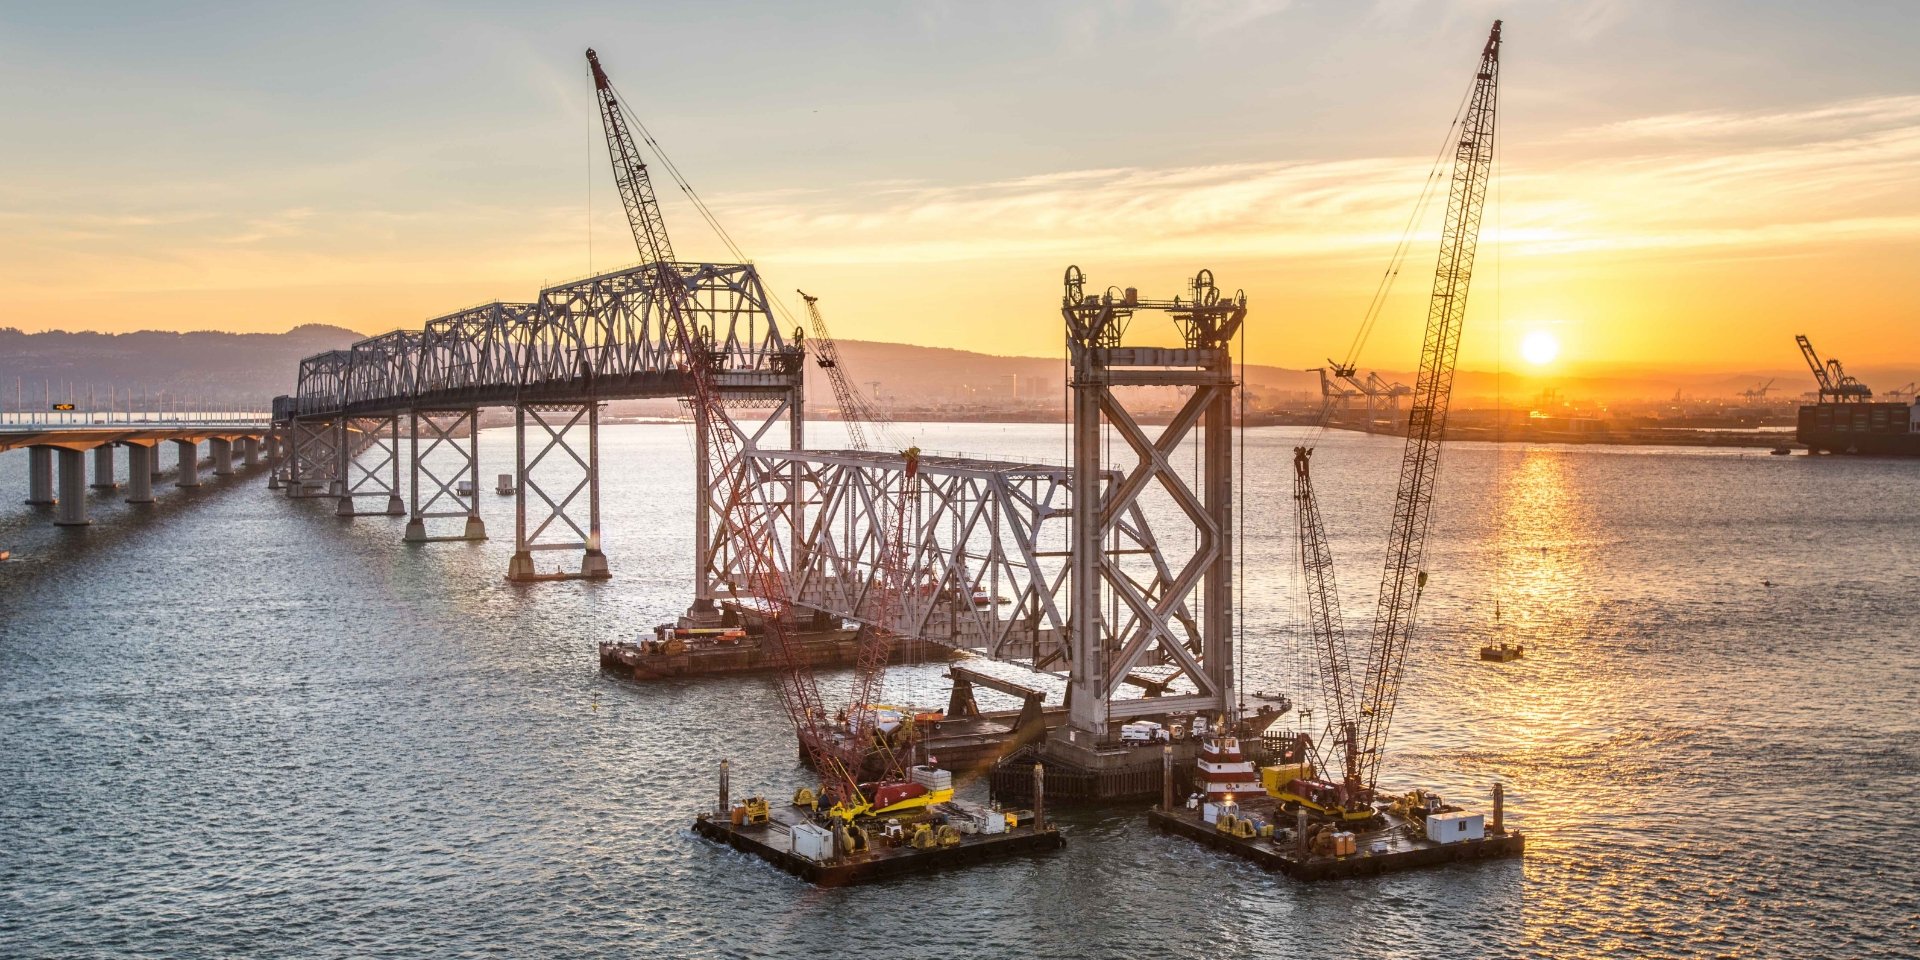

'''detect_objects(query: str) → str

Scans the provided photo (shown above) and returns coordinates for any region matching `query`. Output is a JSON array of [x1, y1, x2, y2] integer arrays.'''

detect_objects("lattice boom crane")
[[587, 50, 942, 820], [1349, 20, 1502, 795]]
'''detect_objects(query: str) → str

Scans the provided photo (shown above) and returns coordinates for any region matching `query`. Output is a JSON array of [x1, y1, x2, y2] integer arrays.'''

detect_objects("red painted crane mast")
[[588, 50, 933, 818]]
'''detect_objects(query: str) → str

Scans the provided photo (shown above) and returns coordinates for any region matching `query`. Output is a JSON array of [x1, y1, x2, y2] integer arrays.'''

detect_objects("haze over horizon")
[[4, 1, 1916, 378]]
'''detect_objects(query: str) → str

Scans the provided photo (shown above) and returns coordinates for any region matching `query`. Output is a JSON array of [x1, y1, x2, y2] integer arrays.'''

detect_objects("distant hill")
[[0, 325, 363, 408], [2, 323, 1909, 414]]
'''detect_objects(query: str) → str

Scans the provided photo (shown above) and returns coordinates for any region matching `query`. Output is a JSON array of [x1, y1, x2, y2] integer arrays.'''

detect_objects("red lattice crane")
[[588, 50, 935, 818]]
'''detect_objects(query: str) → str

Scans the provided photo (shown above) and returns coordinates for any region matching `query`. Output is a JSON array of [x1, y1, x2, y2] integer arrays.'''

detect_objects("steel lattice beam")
[[727, 449, 1192, 682]]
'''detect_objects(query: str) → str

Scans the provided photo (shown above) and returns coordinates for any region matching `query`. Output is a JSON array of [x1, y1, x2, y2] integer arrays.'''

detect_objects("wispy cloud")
[[682, 90, 1920, 271]]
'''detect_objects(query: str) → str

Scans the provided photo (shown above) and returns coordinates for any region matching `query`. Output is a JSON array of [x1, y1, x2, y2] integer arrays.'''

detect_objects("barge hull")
[[1148, 804, 1523, 881], [693, 812, 1064, 886]]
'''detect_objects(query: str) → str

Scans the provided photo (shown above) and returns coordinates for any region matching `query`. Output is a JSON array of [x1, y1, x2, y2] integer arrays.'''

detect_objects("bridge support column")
[[174, 439, 200, 487], [54, 448, 90, 526], [404, 408, 485, 543], [508, 401, 607, 581], [126, 445, 155, 503], [25, 445, 55, 505], [243, 436, 260, 467], [335, 415, 404, 517], [1058, 269, 1240, 738], [287, 418, 338, 498], [210, 438, 235, 477], [91, 444, 118, 490], [149, 441, 165, 479]]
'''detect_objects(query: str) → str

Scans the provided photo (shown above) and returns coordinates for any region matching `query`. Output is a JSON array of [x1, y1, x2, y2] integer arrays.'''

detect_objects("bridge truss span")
[[273, 259, 804, 585], [727, 448, 1199, 686]]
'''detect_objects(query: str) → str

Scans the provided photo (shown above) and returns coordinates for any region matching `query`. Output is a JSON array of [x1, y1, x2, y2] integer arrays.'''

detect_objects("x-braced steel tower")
[[1061, 266, 1245, 736]]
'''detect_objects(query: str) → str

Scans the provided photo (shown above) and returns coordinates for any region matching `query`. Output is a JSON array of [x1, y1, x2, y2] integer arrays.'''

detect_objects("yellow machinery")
[[732, 796, 770, 826]]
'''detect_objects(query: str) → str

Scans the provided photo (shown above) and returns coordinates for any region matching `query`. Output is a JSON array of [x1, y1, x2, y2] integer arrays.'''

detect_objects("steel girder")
[[729, 449, 1192, 677]]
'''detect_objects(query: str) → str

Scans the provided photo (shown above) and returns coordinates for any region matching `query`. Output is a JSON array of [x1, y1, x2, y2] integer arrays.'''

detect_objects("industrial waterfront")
[[3, 423, 1915, 958]]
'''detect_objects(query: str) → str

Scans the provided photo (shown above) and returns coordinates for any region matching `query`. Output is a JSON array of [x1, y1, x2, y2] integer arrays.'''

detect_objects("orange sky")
[[2, 2, 1916, 377]]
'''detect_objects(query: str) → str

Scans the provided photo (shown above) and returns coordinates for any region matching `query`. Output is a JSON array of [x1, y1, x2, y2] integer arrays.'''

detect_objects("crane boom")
[[585, 50, 865, 805], [798, 291, 890, 450], [1292, 447, 1355, 758], [1797, 335, 1835, 395], [587, 49, 675, 267], [1351, 20, 1501, 794]]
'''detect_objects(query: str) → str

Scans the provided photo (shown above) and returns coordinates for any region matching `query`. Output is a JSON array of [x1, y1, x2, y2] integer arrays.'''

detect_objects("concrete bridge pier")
[[243, 436, 260, 467], [175, 439, 201, 488], [91, 444, 118, 490], [25, 445, 56, 505], [126, 445, 156, 503], [210, 437, 235, 477], [54, 448, 91, 526]]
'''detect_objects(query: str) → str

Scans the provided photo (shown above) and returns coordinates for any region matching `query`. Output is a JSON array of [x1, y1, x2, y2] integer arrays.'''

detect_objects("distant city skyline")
[[3, 1, 1916, 375]]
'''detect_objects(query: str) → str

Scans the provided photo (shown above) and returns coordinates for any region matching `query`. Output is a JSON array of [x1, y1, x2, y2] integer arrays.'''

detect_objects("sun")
[[1520, 330, 1560, 366]]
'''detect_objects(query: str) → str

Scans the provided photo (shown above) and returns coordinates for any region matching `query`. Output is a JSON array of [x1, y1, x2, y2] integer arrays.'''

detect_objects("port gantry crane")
[[588, 50, 932, 820], [1796, 335, 1874, 402], [1284, 20, 1502, 819]]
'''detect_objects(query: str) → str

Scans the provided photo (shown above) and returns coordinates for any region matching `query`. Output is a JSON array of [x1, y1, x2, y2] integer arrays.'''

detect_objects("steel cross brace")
[[335, 415, 404, 517], [404, 408, 485, 543], [507, 402, 607, 581]]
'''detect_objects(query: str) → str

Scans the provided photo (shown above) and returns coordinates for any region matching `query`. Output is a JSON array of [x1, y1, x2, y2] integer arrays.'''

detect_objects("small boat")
[[1771, 445, 1792, 456], [1250, 689, 1289, 703], [1479, 642, 1524, 662], [0, 549, 10, 562]]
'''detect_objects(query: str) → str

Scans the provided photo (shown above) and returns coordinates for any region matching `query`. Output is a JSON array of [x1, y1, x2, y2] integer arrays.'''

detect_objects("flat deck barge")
[[599, 629, 946, 680], [693, 803, 1063, 886], [1148, 795, 1523, 881]]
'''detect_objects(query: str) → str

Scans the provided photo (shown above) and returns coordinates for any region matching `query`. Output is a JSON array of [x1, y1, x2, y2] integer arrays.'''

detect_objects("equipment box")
[[1425, 811, 1485, 844], [790, 822, 834, 861]]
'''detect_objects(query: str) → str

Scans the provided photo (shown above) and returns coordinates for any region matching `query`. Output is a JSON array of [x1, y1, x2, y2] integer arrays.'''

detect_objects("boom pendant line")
[[588, 50, 934, 819], [1352, 21, 1501, 795]]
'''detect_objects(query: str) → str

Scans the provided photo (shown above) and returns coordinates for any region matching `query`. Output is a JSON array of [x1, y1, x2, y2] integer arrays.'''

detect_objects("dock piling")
[[1493, 781, 1504, 833], [1032, 763, 1045, 831], [1161, 745, 1174, 810], [719, 759, 731, 816]]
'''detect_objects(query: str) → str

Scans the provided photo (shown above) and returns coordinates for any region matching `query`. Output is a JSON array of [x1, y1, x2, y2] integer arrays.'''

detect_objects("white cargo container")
[[910, 764, 953, 792], [1425, 810, 1485, 844], [790, 822, 835, 861]]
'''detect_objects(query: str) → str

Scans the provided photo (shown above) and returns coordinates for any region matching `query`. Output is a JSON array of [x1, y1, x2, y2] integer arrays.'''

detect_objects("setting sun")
[[1521, 330, 1561, 366]]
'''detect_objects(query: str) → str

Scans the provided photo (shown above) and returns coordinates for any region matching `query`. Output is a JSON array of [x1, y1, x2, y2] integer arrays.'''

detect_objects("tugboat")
[[1194, 735, 1260, 803], [1479, 641, 1524, 662]]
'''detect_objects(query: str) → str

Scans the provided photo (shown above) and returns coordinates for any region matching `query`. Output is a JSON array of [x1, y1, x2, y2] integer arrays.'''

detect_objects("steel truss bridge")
[[273, 259, 1243, 731]]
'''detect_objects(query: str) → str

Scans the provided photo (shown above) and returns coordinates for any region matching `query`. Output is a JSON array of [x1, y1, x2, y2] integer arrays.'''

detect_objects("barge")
[[599, 623, 946, 680], [1148, 736, 1523, 881], [693, 762, 1064, 886]]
